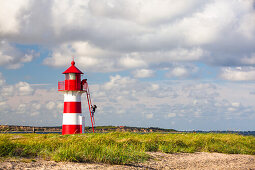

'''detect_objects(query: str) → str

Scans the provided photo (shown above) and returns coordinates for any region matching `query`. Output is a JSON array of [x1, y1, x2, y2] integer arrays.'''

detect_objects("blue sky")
[[0, 0, 255, 130]]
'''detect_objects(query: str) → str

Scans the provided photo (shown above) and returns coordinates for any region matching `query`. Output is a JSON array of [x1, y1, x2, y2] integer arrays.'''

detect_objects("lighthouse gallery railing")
[[58, 81, 65, 91]]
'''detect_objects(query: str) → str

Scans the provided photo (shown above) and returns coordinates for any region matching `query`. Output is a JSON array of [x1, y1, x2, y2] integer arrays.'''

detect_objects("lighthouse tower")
[[58, 60, 86, 135]]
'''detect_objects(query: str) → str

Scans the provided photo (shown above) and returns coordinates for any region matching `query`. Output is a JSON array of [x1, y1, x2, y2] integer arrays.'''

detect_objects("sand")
[[0, 152, 255, 170]]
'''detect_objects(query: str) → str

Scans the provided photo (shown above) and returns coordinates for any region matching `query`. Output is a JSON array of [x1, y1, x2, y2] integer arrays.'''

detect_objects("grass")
[[0, 132, 254, 164]]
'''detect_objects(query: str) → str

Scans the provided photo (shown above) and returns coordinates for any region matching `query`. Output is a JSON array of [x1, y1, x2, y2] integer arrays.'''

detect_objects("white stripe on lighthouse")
[[64, 92, 82, 102], [62, 113, 82, 125]]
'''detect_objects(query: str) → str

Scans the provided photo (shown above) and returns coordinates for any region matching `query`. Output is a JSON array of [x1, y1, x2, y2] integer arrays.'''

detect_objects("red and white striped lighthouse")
[[58, 60, 86, 135], [58, 59, 96, 135]]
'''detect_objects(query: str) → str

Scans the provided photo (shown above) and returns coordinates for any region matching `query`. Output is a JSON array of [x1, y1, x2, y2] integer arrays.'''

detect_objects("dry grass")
[[0, 132, 254, 164]]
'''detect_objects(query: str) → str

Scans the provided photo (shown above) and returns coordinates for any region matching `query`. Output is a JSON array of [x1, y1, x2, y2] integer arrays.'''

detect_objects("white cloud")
[[0, 0, 30, 35], [88, 0, 139, 21], [44, 41, 107, 67], [104, 74, 136, 90], [0, 0, 253, 71], [228, 107, 236, 112], [237, 3, 255, 40], [0, 1, 255, 130], [0, 72, 63, 126], [1, 86, 14, 97], [167, 113, 176, 118], [57, 103, 63, 110], [166, 65, 198, 78], [135, 0, 204, 25], [30, 111, 40, 116], [46, 101, 56, 110], [150, 84, 159, 91], [119, 55, 147, 69], [168, 67, 188, 77], [231, 102, 240, 107], [132, 69, 154, 78], [241, 53, 255, 65], [16, 104, 27, 114], [220, 67, 255, 81], [0, 41, 36, 69], [0, 70, 255, 129], [43, 41, 120, 72], [15, 82, 34, 96], [96, 76, 255, 129], [179, 1, 238, 45], [0, 73, 6, 86], [44, 41, 205, 72], [32, 103, 41, 110], [0, 101, 8, 112], [145, 113, 153, 119], [138, 48, 205, 64], [0, 80, 34, 97]]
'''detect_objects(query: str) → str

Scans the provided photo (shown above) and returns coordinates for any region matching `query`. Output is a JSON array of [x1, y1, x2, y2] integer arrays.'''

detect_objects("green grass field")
[[0, 132, 254, 164]]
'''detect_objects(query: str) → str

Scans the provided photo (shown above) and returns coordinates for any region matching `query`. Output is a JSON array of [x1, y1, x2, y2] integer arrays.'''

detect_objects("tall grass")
[[0, 132, 254, 164]]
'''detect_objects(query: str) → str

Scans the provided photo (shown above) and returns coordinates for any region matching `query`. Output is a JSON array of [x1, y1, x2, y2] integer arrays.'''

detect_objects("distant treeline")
[[0, 125, 177, 133], [1, 125, 253, 136], [0, 125, 61, 132]]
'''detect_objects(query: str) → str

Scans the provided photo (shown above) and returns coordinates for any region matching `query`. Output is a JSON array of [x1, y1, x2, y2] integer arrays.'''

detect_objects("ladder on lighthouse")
[[83, 81, 95, 133]]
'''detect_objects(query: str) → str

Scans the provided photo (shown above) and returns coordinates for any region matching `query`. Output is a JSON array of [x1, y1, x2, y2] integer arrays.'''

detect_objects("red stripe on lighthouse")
[[63, 102, 81, 113], [62, 125, 82, 134]]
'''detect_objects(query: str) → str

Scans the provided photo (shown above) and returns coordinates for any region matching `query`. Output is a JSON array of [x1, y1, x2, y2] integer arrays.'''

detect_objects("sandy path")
[[0, 152, 255, 170]]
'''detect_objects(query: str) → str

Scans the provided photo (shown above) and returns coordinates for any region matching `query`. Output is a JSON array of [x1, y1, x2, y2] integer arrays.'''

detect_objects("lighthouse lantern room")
[[58, 59, 95, 135]]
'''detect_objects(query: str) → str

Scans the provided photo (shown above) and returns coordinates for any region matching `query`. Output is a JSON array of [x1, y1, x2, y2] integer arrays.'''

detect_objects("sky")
[[0, 0, 255, 131]]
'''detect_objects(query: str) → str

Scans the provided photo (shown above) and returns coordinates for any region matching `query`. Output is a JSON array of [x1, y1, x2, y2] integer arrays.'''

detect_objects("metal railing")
[[58, 81, 65, 91]]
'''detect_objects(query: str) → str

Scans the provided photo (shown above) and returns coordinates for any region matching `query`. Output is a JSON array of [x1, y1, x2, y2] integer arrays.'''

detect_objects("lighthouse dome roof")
[[62, 60, 83, 74]]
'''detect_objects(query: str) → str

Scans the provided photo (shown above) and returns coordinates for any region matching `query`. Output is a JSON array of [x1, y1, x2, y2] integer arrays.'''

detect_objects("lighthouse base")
[[62, 125, 82, 135]]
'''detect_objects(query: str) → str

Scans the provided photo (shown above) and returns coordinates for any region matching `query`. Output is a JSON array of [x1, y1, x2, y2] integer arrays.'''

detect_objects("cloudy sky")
[[0, 0, 255, 131]]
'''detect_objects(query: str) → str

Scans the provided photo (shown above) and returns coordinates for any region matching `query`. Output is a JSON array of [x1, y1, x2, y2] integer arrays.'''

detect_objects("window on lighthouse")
[[65, 73, 76, 80], [69, 73, 75, 80], [69, 73, 76, 80]]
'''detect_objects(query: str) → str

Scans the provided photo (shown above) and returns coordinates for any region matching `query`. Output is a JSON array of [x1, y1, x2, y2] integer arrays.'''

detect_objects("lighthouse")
[[58, 59, 95, 135]]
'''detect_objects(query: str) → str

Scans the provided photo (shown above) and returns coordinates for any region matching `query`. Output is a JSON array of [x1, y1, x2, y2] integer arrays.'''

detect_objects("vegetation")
[[0, 132, 254, 164], [0, 125, 177, 133], [92, 126, 177, 132]]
